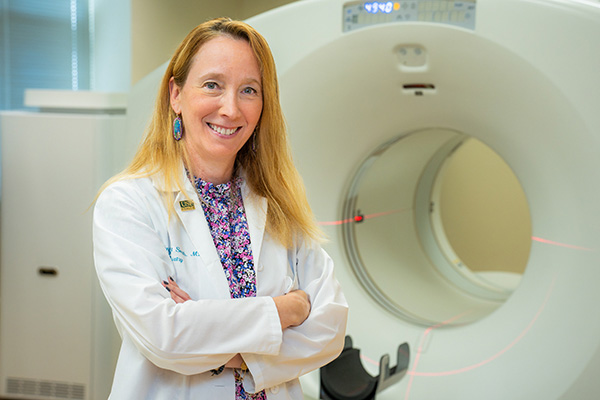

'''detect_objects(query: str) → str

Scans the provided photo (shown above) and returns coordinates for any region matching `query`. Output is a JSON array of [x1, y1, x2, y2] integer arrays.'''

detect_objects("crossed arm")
[[161, 277, 312, 369]]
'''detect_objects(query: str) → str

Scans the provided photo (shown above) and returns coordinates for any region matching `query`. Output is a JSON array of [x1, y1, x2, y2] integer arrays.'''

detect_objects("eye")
[[242, 86, 258, 95], [203, 81, 219, 90]]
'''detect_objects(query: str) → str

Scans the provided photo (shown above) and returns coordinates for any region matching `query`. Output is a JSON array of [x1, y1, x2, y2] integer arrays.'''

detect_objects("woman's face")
[[170, 36, 263, 173]]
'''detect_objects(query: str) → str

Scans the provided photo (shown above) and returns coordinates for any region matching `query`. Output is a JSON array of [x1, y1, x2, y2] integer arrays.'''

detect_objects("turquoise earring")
[[173, 114, 183, 141]]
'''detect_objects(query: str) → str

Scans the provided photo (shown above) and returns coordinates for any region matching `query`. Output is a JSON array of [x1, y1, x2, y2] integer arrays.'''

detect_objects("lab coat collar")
[[150, 164, 268, 272]]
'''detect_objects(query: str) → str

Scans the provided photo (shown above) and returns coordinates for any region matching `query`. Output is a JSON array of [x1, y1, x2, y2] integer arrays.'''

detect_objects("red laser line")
[[404, 311, 474, 400], [318, 218, 355, 226], [318, 208, 411, 226], [320, 212, 593, 252], [404, 276, 557, 400], [318, 207, 588, 395], [531, 236, 593, 251], [360, 354, 380, 367]]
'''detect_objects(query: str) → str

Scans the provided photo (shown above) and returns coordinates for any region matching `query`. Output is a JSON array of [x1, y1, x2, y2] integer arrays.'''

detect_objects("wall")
[[131, 0, 297, 85], [92, 0, 131, 91]]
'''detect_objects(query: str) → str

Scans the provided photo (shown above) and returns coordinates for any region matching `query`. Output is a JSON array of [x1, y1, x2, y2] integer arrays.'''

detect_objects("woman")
[[93, 17, 348, 400]]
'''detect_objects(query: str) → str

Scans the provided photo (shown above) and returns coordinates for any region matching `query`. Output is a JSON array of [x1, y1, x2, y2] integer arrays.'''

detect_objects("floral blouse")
[[192, 174, 268, 400]]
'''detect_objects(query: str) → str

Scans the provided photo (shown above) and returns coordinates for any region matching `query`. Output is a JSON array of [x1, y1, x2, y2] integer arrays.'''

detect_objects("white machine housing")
[[247, 0, 600, 398]]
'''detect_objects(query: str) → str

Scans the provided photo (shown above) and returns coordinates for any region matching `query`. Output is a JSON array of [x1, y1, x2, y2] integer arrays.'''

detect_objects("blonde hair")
[[106, 18, 323, 248]]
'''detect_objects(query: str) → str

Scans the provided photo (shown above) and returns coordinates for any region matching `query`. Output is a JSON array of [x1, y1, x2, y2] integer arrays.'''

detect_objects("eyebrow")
[[197, 72, 262, 87]]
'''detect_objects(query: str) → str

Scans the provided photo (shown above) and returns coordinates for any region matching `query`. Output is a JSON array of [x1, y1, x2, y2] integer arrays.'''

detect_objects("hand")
[[162, 277, 192, 303], [273, 290, 311, 330], [225, 353, 244, 369]]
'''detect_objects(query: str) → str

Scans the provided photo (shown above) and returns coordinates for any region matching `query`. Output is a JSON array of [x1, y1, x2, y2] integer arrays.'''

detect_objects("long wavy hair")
[[107, 17, 323, 247]]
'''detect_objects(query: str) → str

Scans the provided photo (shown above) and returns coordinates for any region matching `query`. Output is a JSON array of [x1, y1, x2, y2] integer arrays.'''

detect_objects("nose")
[[219, 90, 242, 120]]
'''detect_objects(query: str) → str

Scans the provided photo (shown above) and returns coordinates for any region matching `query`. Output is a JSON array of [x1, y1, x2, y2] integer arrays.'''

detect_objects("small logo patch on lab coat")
[[179, 200, 195, 211]]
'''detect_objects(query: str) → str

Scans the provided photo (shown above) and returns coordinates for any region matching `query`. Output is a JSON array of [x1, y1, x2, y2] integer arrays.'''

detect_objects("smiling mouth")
[[208, 123, 239, 136]]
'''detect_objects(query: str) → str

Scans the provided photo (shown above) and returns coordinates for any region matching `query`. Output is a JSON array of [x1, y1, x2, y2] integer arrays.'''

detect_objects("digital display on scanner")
[[363, 2, 397, 14], [343, 1, 477, 32]]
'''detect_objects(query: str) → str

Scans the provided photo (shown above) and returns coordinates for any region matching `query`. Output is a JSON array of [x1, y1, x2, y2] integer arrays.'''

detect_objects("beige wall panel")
[[131, 0, 298, 85], [242, 0, 297, 19]]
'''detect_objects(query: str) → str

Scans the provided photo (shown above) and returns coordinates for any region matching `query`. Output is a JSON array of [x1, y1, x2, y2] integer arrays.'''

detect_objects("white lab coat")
[[93, 168, 349, 400]]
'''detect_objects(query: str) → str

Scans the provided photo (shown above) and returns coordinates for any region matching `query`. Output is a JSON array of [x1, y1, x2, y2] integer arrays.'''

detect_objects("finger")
[[169, 285, 192, 302], [168, 276, 180, 289], [288, 289, 310, 304], [165, 278, 192, 302], [163, 277, 193, 302], [162, 280, 186, 301], [292, 290, 311, 320], [163, 284, 187, 304], [170, 291, 187, 304]]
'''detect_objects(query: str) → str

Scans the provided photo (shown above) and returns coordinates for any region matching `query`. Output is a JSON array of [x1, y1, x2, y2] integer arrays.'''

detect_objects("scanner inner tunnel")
[[342, 128, 531, 326]]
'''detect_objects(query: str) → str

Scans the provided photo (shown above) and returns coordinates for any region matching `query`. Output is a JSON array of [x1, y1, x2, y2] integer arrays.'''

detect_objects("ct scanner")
[[127, 0, 600, 398]]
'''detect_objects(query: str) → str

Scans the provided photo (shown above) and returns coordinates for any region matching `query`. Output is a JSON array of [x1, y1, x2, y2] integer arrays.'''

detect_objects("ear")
[[169, 77, 182, 114]]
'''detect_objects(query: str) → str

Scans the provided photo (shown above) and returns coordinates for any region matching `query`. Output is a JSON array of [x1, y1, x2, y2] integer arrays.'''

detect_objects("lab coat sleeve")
[[242, 239, 349, 392], [93, 180, 283, 375]]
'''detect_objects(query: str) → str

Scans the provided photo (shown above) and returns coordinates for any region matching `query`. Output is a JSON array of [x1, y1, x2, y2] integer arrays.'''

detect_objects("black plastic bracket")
[[320, 335, 410, 400]]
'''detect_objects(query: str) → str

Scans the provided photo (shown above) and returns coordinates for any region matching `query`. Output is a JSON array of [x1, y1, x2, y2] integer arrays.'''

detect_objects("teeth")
[[209, 123, 237, 136]]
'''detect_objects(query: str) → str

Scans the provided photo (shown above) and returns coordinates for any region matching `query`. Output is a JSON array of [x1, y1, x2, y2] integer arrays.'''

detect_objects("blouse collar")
[[188, 170, 243, 206]]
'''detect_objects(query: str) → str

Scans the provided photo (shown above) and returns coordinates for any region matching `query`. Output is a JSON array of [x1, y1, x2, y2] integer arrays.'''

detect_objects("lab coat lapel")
[[241, 181, 267, 268], [172, 177, 231, 297]]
